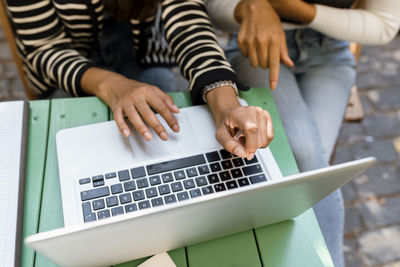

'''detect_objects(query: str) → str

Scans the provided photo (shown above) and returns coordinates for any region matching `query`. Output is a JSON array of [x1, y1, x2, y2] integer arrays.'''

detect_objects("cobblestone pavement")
[[1, 24, 400, 266]]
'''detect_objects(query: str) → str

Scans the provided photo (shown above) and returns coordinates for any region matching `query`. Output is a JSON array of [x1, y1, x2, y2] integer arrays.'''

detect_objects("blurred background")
[[0, 25, 399, 267]]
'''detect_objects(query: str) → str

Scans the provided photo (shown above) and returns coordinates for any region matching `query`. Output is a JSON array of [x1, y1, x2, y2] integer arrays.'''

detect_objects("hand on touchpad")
[[128, 111, 198, 160]]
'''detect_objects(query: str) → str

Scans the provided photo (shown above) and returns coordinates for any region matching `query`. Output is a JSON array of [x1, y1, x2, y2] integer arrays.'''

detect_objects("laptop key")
[[97, 209, 110, 220], [189, 189, 202, 198], [214, 183, 226, 192], [111, 184, 123, 194], [106, 196, 118, 207], [171, 181, 183, 192], [124, 181, 136, 191], [132, 190, 145, 201], [84, 213, 97, 222], [206, 151, 221, 162], [243, 164, 263, 176], [82, 202, 92, 217], [177, 192, 189, 201], [138, 200, 151, 210], [162, 173, 174, 183], [158, 184, 171, 195], [146, 154, 206, 175], [221, 160, 233, 170], [198, 165, 210, 175], [145, 188, 158, 198], [92, 199, 105, 211], [111, 206, 124, 216], [93, 180, 105, 187], [210, 162, 222, 172], [151, 197, 164, 207], [201, 186, 214, 195], [79, 178, 90, 185], [81, 187, 110, 201], [164, 194, 177, 204], [244, 155, 258, 165], [120, 193, 132, 204], [92, 175, 104, 182], [118, 170, 130, 181], [125, 203, 138, 213], [226, 180, 238, 189], [136, 178, 149, 188], [195, 176, 207, 187], [186, 167, 198, 177], [230, 168, 243, 179], [232, 158, 244, 167], [174, 170, 186, 180], [105, 172, 117, 179], [249, 174, 267, 184], [183, 179, 195, 189], [219, 149, 232, 159], [219, 171, 231, 181], [131, 166, 146, 178], [207, 174, 219, 184], [149, 175, 161, 185], [238, 178, 250, 187]]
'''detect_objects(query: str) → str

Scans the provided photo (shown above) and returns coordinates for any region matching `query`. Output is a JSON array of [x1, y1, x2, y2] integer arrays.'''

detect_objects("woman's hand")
[[269, 0, 316, 24], [215, 106, 274, 160], [234, 0, 294, 90], [206, 85, 274, 159], [82, 67, 180, 141]]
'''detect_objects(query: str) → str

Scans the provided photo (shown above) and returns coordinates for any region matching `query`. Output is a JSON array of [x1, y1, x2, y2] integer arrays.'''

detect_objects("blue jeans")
[[226, 29, 356, 267]]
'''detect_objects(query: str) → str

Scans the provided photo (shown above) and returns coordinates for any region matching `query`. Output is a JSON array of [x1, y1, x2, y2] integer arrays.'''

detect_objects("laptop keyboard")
[[78, 150, 268, 223]]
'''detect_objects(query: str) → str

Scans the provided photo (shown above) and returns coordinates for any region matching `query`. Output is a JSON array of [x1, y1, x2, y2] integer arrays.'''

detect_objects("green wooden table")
[[21, 88, 334, 267]]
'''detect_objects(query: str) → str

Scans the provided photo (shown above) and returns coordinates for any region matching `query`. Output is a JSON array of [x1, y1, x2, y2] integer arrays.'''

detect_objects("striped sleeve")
[[5, 0, 98, 96], [161, 0, 242, 104]]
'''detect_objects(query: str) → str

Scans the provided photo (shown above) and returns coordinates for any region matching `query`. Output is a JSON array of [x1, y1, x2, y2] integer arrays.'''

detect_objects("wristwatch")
[[202, 80, 239, 103]]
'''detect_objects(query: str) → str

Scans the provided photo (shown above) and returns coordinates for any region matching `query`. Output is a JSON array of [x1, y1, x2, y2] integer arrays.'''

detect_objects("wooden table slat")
[[21, 101, 50, 267], [241, 88, 334, 266], [35, 98, 110, 267]]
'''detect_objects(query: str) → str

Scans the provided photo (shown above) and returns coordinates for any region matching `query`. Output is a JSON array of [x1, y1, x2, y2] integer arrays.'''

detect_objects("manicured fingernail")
[[234, 147, 246, 158], [123, 129, 130, 137], [173, 104, 179, 111], [247, 153, 254, 161], [144, 131, 152, 141], [172, 124, 180, 132], [160, 131, 168, 140]]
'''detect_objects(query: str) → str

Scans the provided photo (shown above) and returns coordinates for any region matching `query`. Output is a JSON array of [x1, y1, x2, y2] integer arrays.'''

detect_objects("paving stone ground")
[[1, 24, 399, 267]]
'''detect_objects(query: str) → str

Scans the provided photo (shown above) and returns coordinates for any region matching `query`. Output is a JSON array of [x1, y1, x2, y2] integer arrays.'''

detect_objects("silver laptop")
[[25, 104, 375, 267]]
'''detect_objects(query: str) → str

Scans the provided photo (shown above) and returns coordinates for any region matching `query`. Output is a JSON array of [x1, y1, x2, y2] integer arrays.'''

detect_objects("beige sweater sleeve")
[[205, 0, 400, 45], [309, 0, 400, 45]]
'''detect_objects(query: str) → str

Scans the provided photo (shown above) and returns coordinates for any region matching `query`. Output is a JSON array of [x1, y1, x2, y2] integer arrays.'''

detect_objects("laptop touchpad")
[[128, 111, 198, 160]]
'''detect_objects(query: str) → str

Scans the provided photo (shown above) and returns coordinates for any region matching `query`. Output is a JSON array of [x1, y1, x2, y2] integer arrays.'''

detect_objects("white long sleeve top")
[[205, 0, 400, 45]]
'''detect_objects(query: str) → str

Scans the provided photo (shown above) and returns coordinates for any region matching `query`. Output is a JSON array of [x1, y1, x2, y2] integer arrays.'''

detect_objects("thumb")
[[216, 127, 247, 158]]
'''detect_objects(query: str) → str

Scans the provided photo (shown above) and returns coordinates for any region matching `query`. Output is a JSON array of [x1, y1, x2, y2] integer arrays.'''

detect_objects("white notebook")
[[0, 101, 29, 267]]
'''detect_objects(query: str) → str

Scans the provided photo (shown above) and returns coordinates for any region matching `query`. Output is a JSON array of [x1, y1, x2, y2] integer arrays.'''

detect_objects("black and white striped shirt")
[[6, 0, 240, 104]]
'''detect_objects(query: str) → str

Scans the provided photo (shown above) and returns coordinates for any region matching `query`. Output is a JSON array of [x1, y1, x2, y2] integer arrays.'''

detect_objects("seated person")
[[205, 0, 400, 266], [5, 0, 274, 160]]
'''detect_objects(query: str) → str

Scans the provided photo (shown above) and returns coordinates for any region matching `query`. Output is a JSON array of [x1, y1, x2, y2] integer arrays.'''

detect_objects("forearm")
[[205, 86, 241, 124]]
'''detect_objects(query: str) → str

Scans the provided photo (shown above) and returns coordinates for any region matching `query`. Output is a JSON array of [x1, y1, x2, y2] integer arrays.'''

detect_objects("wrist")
[[234, 0, 272, 23], [206, 85, 241, 124], [296, 2, 316, 24]]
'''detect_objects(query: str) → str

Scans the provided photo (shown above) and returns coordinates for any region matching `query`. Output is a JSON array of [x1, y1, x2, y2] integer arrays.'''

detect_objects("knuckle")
[[244, 122, 258, 133]]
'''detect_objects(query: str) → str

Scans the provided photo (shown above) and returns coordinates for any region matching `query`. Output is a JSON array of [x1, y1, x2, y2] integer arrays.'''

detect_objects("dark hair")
[[103, 0, 160, 20]]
